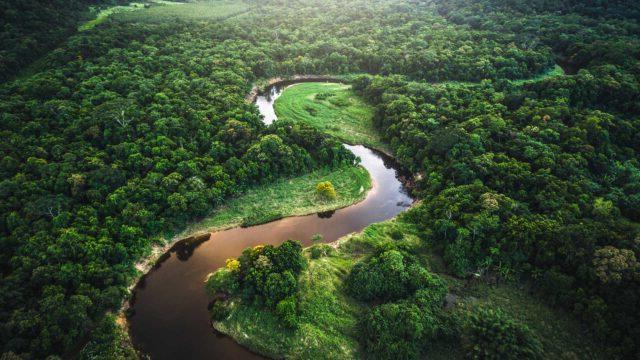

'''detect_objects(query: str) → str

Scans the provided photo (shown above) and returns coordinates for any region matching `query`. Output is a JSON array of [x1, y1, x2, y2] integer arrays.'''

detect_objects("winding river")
[[127, 83, 413, 359]]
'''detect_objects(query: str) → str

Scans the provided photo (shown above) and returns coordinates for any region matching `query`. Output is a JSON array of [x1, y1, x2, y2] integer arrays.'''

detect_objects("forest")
[[1, 0, 639, 359]]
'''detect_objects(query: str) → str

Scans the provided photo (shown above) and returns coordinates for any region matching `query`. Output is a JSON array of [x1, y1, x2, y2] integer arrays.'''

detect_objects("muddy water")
[[128, 83, 413, 359]]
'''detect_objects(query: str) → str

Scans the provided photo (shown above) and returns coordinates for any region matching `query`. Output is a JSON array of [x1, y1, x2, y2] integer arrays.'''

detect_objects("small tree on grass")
[[316, 181, 337, 200]]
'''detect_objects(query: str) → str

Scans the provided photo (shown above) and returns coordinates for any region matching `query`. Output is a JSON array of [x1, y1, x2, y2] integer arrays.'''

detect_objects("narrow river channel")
[[127, 83, 413, 359]]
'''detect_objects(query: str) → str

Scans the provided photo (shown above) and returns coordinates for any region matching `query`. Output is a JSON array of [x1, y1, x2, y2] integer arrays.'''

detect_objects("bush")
[[309, 244, 334, 259], [263, 271, 298, 307], [462, 307, 543, 360], [359, 302, 426, 360], [315, 91, 334, 100], [210, 300, 231, 321], [206, 268, 239, 295], [387, 227, 404, 240], [328, 96, 350, 107], [241, 210, 283, 227], [304, 104, 317, 115], [316, 181, 337, 200], [276, 296, 299, 328]]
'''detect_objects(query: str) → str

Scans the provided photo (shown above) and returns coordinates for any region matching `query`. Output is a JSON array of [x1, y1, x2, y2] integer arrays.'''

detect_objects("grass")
[[432, 64, 566, 88], [212, 218, 607, 359], [274, 83, 389, 153], [79, 3, 148, 31], [173, 165, 371, 238], [511, 64, 565, 85], [118, 1, 251, 23], [81, 1, 249, 30]]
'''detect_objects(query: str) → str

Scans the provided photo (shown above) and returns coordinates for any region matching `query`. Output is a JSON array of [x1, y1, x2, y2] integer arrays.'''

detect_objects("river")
[[127, 83, 413, 359]]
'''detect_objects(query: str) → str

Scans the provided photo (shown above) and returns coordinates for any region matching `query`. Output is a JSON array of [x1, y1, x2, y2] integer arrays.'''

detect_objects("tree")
[[316, 181, 337, 200], [593, 246, 640, 284], [462, 307, 543, 360]]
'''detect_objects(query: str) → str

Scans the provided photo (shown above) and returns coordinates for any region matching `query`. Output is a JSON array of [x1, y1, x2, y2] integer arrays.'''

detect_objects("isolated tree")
[[316, 181, 337, 200]]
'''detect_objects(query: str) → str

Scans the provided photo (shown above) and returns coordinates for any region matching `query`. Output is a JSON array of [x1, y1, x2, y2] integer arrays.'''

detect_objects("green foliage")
[[0, 0, 99, 82], [210, 300, 231, 322], [275, 296, 298, 329], [359, 302, 425, 360], [234, 240, 306, 308], [4, 0, 640, 357], [316, 181, 337, 201], [309, 244, 334, 259], [206, 268, 238, 295], [354, 27, 640, 352], [346, 248, 445, 303], [179, 165, 371, 234], [78, 315, 137, 360], [274, 83, 386, 152], [207, 240, 306, 328], [462, 307, 543, 360]]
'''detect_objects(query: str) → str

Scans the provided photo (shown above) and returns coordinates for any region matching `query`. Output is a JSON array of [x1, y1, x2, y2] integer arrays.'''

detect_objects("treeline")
[[347, 5, 640, 355], [119, 0, 556, 82], [0, 0, 129, 82], [351, 2, 640, 352]]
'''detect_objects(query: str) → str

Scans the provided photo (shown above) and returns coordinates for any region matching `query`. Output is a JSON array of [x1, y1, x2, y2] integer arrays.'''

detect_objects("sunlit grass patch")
[[274, 82, 389, 153], [117, 1, 250, 23], [173, 164, 371, 237]]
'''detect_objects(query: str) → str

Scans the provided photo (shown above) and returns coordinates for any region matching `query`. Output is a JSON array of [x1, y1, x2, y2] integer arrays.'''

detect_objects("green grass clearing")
[[172, 165, 371, 238], [117, 1, 250, 23], [80, 3, 148, 31], [274, 83, 389, 153]]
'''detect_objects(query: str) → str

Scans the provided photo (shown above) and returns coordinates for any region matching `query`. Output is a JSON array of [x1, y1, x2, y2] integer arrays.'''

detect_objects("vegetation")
[[206, 240, 307, 326], [315, 181, 337, 201], [79, 3, 148, 32], [0, 0, 104, 82], [274, 83, 386, 152], [2, 0, 640, 358], [175, 164, 369, 234], [210, 219, 607, 359], [461, 306, 543, 360]]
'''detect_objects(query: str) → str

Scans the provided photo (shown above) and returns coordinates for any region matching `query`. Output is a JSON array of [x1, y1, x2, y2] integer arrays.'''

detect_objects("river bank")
[[124, 80, 413, 359], [117, 163, 372, 332]]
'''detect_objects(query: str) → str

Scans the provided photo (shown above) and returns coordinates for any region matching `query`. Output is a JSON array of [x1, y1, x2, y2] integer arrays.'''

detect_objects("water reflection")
[[317, 210, 335, 218]]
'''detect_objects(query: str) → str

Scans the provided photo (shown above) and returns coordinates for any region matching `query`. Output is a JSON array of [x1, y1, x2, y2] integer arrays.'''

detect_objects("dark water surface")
[[128, 83, 413, 359]]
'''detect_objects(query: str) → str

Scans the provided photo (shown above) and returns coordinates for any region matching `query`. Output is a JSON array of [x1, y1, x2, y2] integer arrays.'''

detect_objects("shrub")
[[263, 271, 298, 307], [359, 302, 426, 360], [206, 268, 238, 295], [276, 296, 299, 328], [311, 233, 323, 243], [309, 244, 334, 259], [387, 227, 404, 240], [462, 307, 543, 360], [316, 181, 337, 200], [210, 300, 231, 321], [304, 104, 317, 115], [314, 91, 334, 100], [328, 96, 350, 107], [345, 249, 409, 301]]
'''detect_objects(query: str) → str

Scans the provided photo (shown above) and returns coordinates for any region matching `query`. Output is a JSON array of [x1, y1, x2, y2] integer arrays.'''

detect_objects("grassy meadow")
[[172, 165, 371, 238], [274, 83, 389, 153], [117, 1, 251, 23]]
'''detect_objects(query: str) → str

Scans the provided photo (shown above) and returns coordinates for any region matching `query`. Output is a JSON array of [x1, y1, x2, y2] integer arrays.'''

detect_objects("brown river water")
[[127, 83, 413, 359]]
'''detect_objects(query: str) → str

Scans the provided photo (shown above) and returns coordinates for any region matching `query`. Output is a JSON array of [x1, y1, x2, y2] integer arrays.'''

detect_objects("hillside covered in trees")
[[1, 0, 639, 359]]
